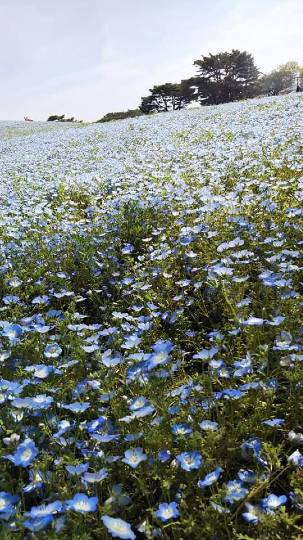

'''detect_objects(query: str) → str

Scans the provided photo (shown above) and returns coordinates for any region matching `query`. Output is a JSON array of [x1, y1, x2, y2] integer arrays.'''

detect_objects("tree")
[[260, 61, 302, 95], [96, 109, 142, 123], [47, 115, 79, 122], [47, 114, 65, 121], [192, 50, 260, 105], [140, 95, 156, 114], [140, 82, 196, 114]]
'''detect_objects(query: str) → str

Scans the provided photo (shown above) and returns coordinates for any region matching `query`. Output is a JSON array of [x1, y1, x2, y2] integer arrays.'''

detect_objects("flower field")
[[0, 95, 303, 539]]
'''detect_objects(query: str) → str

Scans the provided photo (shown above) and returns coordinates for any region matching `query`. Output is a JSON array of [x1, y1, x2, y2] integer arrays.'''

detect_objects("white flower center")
[[130, 455, 140, 463], [34, 396, 45, 403], [153, 352, 166, 364], [0, 498, 6, 510], [135, 399, 144, 407], [111, 523, 128, 533], [75, 501, 90, 511], [21, 449, 32, 461]]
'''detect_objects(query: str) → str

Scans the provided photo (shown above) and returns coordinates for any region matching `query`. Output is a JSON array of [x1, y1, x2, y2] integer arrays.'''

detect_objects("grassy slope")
[[0, 95, 303, 539]]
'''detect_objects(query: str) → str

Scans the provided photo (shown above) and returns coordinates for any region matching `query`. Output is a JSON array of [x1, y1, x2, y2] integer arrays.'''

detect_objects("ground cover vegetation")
[[0, 93, 303, 539]]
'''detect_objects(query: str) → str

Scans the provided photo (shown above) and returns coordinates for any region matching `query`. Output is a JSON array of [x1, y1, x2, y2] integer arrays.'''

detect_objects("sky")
[[0, 0, 302, 121]]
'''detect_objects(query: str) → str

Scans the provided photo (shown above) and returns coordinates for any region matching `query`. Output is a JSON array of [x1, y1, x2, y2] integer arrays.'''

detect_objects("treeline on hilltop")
[[96, 51, 303, 122], [46, 50, 303, 124], [97, 109, 142, 122], [47, 114, 83, 123]]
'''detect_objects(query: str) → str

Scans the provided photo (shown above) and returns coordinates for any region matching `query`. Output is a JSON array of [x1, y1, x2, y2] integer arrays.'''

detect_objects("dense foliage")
[[140, 50, 260, 112], [96, 110, 143, 123], [47, 115, 80, 123], [260, 62, 303, 95], [192, 50, 260, 105], [140, 82, 196, 113], [0, 94, 303, 539]]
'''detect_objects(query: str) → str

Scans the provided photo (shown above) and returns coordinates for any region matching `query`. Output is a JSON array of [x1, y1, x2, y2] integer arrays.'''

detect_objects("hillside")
[[0, 95, 303, 539]]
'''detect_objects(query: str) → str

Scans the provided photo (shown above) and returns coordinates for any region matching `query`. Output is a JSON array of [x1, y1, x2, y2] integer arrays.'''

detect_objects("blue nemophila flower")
[[153, 340, 174, 354], [168, 405, 181, 415], [82, 343, 99, 353], [158, 449, 171, 462], [273, 331, 295, 351], [268, 315, 285, 326], [176, 451, 202, 471], [0, 379, 24, 398], [128, 405, 155, 419], [5, 439, 38, 468], [66, 463, 89, 476], [124, 432, 143, 442], [155, 501, 179, 522], [121, 243, 134, 255], [32, 295, 49, 305], [12, 394, 54, 410], [260, 494, 287, 513], [171, 423, 192, 436], [193, 347, 219, 360], [121, 334, 141, 350], [128, 396, 149, 411], [62, 402, 90, 413], [217, 237, 244, 253], [86, 416, 107, 433], [242, 503, 259, 524], [122, 448, 147, 469], [101, 349, 123, 367], [54, 289, 74, 298], [241, 438, 268, 467], [23, 515, 53, 531], [104, 484, 131, 507], [91, 432, 120, 443], [25, 501, 62, 518], [241, 317, 264, 326], [233, 354, 252, 377], [236, 297, 251, 308], [262, 418, 285, 427], [223, 480, 249, 504], [0, 350, 11, 364], [1, 323, 22, 341], [82, 468, 108, 483], [65, 493, 98, 513], [147, 340, 174, 370], [288, 450, 303, 466], [23, 469, 45, 493], [199, 420, 218, 431], [222, 388, 243, 400], [3, 295, 21, 305], [101, 515, 136, 539], [33, 323, 52, 334], [44, 342, 62, 358], [197, 467, 223, 488], [0, 491, 19, 520], [25, 364, 57, 379], [237, 469, 256, 484], [218, 365, 232, 379], [7, 276, 22, 288], [208, 264, 233, 279], [53, 420, 73, 439]]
